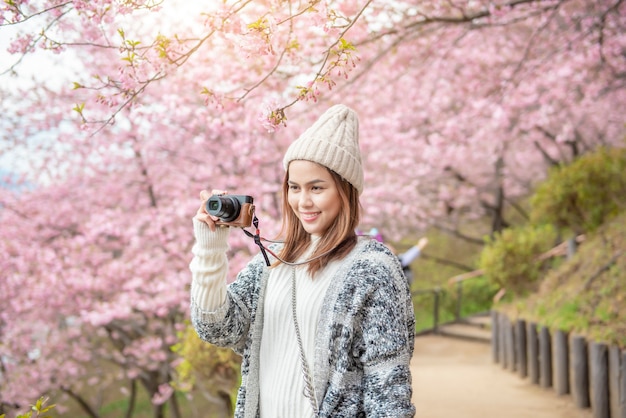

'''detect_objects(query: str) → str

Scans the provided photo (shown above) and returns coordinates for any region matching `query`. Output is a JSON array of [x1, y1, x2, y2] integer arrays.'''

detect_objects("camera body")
[[206, 194, 255, 228]]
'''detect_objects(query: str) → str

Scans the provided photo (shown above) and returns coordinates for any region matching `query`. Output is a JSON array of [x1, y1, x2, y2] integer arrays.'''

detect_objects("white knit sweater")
[[190, 222, 338, 417]]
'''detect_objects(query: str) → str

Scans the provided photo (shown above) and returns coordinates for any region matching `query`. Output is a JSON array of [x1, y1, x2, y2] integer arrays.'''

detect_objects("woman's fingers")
[[195, 189, 222, 231]]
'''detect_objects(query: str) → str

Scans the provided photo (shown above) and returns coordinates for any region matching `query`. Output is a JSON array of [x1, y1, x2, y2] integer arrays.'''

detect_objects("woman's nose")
[[299, 191, 313, 207]]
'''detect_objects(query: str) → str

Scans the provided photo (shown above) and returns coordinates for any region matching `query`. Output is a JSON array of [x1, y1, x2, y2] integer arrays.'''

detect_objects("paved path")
[[410, 335, 593, 418]]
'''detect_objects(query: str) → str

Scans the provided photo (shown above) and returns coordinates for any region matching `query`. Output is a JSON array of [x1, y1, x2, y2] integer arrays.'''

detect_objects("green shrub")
[[450, 277, 501, 317], [170, 323, 241, 414], [479, 224, 558, 296], [530, 146, 626, 233]]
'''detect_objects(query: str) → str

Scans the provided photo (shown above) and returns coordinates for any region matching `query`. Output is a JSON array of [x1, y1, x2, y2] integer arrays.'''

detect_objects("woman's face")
[[287, 160, 342, 237]]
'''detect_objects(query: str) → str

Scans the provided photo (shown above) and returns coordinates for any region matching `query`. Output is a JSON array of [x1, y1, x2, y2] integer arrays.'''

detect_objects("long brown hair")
[[276, 165, 361, 276]]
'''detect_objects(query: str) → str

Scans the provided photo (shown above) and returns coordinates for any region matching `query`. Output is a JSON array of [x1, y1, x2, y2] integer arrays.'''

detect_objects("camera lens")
[[206, 195, 241, 222]]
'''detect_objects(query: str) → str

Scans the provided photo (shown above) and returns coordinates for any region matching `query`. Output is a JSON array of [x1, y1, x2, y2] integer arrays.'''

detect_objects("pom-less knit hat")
[[283, 104, 364, 194]]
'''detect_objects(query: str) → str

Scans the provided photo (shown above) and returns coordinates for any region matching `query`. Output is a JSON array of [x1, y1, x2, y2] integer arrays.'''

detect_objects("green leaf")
[[338, 37, 356, 51], [40, 404, 56, 413], [247, 17, 268, 31], [72, 102, 85, 114]]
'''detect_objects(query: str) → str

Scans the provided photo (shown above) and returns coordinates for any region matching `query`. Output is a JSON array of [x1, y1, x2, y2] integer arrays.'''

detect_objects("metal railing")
[[411, 273, 494, 335]]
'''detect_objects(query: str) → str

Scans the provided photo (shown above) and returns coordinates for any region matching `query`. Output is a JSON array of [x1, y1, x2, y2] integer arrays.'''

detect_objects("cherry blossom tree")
[[1, 0, 625, 415]]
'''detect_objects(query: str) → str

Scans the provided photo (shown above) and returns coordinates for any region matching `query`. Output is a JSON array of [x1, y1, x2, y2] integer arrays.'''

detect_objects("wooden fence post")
[[590, 341, 610, 418], [455, 281, 462, 321], [506, 316, 516, 372], [491, 310, 499, 364], [608, 345, 626, 418], [617, 350, 626, 418], [500, 314, 508, 370], [553, 329, 569, 395], [516, 319, 527, 378], [570, 335, 590, 409], [528, 322, 540, 385], [539, 326, 552, 388], [433, 288, 440, 334]]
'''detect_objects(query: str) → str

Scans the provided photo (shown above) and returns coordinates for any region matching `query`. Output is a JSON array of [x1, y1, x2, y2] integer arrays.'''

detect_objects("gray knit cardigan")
[[190, 238, 416, 417]]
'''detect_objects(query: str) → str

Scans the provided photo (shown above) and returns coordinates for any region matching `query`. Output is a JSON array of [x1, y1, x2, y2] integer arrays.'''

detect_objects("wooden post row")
[[490, 313, 626, 418]]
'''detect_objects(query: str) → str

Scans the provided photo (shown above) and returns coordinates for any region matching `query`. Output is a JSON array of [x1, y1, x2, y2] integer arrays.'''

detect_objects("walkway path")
[[410, 335, 593, 418]]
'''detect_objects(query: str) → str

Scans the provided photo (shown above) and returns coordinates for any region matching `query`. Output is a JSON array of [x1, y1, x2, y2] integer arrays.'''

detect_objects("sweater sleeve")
[[189, 218, 230, 312], [189, 218, 270, 352], [358, 251, 416, 417]]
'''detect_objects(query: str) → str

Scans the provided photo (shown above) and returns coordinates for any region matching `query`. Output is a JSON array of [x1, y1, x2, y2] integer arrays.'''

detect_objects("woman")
[[190, 104, 416, 417]]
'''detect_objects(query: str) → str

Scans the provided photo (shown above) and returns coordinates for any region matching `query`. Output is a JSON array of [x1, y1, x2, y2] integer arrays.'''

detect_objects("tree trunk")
[[124, 379, 137, 418], [169, 392, 182, 418]]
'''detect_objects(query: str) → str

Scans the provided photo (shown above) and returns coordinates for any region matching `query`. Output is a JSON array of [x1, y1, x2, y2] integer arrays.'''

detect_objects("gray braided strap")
[[291, 267, 320, 417]]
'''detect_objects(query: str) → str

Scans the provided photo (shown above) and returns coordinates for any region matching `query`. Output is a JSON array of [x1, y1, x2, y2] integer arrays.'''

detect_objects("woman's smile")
[[300, 211, 320, 221]]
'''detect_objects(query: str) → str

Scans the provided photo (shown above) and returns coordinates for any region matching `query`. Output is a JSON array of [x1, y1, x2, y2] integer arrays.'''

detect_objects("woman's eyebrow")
[[287, 179, 327, 186]]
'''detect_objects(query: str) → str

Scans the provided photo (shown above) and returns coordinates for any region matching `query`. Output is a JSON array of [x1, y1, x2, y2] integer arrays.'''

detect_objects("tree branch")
[[419, 252, 475, 272], [431, 223, 485, 245], [60, 386, 99, 418]]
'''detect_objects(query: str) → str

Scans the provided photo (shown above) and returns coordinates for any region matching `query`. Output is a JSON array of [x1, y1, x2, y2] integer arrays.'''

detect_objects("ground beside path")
[[410, 335, 593, 418]]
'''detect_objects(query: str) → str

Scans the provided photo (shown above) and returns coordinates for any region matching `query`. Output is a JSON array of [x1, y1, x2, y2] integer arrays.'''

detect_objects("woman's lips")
[[300, 212, 320, 222]]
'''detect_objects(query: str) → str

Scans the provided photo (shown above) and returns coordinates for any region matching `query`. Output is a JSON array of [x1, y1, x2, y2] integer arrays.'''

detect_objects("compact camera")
[[206, 194, 255, 228]]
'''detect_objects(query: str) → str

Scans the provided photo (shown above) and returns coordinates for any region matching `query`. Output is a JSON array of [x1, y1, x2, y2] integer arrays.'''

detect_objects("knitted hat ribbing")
[[283, 104, 364, 194]]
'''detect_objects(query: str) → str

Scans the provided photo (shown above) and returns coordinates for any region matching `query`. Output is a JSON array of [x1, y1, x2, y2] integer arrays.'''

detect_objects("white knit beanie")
[[283, 104, 364, 194]]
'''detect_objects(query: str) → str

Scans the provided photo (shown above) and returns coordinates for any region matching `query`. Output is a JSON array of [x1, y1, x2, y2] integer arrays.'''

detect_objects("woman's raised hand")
[[194, 189, 227, 231]]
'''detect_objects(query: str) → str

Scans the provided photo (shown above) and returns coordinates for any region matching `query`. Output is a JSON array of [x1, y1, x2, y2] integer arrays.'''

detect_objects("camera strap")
[[240, 214, 338, 268], [241, 214, 271, 267]]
